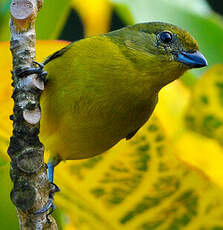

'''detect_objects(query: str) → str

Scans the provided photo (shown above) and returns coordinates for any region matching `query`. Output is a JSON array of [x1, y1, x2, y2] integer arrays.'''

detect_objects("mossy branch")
[[8, 0, 57, 229]]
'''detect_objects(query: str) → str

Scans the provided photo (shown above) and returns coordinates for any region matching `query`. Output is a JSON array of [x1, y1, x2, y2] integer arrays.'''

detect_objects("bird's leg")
[[14, 61, 48, 84], [34, 161, 60, 221]]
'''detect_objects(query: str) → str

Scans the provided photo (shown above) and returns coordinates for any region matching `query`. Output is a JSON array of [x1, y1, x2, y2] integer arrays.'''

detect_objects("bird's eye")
[[159, 31, 173, 43]]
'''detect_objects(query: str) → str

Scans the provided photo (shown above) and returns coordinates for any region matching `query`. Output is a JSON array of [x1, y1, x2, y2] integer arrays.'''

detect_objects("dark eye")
[[159, 31, 173, 43]]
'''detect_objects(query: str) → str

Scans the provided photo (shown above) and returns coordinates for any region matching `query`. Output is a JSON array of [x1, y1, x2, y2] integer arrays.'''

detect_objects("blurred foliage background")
[[1, 0, 223, 229]]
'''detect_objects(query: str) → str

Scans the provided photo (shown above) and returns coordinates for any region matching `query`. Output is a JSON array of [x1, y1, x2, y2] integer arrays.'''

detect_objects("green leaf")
[[113, 3, 134, 25], [0, 0, 10, 15], [0, 162, 19, 230], [0, 0, 10, 41], [36, 0, 70, 40]]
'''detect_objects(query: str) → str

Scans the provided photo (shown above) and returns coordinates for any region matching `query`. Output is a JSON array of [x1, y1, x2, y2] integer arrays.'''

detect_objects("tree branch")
[[8, 0, 57, 229]]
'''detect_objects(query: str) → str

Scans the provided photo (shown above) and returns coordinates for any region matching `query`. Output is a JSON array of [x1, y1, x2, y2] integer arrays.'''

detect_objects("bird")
[[28, 22, 208, 214]]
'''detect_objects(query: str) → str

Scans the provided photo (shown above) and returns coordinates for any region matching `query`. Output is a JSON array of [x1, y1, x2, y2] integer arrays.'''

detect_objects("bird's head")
[[107, 22, 207, 88]]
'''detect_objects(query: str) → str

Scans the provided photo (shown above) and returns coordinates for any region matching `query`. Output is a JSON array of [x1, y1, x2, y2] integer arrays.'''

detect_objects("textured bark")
[[8, 0, 58, 229]]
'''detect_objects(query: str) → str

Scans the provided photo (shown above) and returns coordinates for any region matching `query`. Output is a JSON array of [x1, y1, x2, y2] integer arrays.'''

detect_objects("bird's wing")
[[42, 43, 73, 65]]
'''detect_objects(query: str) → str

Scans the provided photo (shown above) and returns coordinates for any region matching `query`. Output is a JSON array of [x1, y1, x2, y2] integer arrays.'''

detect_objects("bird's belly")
[[41, 122, 127, 160], [40, 97, 156, 160]]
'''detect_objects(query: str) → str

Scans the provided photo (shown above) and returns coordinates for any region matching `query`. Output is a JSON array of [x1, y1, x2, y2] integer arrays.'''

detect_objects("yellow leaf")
[[156, 76, 223, 190], [0, 42, 13, 141], [55, 116, 223, 229], [175, 130, 223, 188], [185, 64, 223, 145], [155, 80, 190, 138], [71, 0, 112, 37]]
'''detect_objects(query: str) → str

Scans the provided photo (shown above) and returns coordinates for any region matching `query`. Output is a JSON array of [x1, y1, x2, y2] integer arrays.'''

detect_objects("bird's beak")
[[177, 51, 208, 68]]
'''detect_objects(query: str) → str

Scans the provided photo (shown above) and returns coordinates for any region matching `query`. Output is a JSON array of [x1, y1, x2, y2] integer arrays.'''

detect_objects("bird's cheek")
[[162, 53, 175, 63]]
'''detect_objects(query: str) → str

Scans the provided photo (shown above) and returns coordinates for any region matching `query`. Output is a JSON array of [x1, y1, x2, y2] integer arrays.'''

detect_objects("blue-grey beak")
[[177, 51, 208, 68]]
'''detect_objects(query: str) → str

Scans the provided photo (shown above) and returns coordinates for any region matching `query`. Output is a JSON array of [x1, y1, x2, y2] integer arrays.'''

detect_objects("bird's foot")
[[34, 182, 60, 222], [34, 182, 60, 220], [34, 161, 60, 220], [15, 61, 48, 84]]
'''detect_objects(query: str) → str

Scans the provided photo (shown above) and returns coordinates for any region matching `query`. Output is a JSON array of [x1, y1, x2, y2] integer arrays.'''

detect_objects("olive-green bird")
[[32, 22, 207, 214]]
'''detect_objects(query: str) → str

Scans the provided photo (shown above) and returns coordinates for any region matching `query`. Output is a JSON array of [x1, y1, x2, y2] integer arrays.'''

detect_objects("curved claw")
[[33, 61, 44, 69], [34, 197, 54, 215], [16, 67, 41, 78], [50, 183, 60, 193], [15, 61, 48, 83], [34, 162, 60, 216], [46, 203, 56, 222], [34, 182, 60, 216]]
